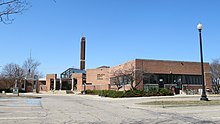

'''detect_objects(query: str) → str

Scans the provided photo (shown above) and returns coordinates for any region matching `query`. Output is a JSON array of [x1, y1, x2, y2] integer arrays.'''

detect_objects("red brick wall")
[[204, 72, 212, 89], [46, 74, 57, 91], [135, 59, 211, 89], [72, 73, 84, 92], [84, 59, 212, 91], [81, 84, 110, 91], [86, 68, 110, 85], [135, 59, 210, 75]]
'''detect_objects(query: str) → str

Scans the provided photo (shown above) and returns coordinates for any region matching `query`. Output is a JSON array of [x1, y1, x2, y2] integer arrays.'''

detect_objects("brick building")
[[43, 59, 211, 94], [40, 37, 212, 94], [85, 59, 211, 94]]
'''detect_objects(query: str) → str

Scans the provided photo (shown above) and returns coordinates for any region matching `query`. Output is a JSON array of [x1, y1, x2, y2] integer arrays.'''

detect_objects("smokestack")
[[80, 37, 86, 70]]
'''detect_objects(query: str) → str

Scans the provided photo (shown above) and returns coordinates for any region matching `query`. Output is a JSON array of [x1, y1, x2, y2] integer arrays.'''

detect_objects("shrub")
[[111, 91, 124, 98], [84, 88, 173, 98], [159, 88, 174, 96], [98, 90, 124, 98], [148, 87, 159, 94], [133, 90, 145, 97], [147, 92, 159, 96], [123, 90, 146, 97], [98, 90, 108, 97], [83, 90, 100, 95], [124, 90, 135, 97], [89, 90, 100, 95]]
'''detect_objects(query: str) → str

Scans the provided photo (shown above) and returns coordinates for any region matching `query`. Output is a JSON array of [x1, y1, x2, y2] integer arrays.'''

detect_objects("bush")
[[99, 90, 146, 98], [84, 88, 173, 98], [84, 90, 100, 95], [124, 90, 135, 97], [146, 92, 159, 96], [99, 90, 124, 98], [111, 91, 124, 98], [148, 87, 159, 94], [124, 90, 146, 97], [159, 88, 174, 96]]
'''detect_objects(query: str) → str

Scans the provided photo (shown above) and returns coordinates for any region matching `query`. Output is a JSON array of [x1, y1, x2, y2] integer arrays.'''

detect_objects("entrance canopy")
[[60, 68, 85, 79]]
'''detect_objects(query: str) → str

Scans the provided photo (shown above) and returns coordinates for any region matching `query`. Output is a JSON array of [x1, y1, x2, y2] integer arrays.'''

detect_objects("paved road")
[[0, 94, 220, 124]]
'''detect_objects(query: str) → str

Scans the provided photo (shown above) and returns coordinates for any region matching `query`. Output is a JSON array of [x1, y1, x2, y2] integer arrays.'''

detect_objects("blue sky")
[[0, 0, 220, 76]]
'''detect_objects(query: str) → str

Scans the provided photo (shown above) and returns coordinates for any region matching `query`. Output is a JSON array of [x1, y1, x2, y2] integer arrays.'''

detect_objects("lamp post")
[[83, 74, 86, 94], [83, 82, 86, 95], [0, 66, 2, 75], [14, 67, 20, 96], [197, 23, 208, 101]]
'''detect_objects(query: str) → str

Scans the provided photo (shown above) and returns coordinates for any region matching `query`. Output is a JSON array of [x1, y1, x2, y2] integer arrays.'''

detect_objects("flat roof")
[[135, 58, 209, 64]]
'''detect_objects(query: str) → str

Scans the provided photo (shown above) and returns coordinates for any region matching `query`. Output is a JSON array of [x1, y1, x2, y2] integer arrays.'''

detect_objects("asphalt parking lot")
[[0, 94, 220, 124]]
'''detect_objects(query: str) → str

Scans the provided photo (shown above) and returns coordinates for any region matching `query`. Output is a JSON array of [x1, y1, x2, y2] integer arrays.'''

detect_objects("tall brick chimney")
[[80, 37, 86, 70]]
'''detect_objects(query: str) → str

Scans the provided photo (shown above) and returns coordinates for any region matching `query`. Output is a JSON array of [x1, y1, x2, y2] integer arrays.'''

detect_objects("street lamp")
[[15, 67, 19, 96], [83, 82, 86, 95], [197, 23, 208, 101], [83, 74, 86, 94], [0, 66, 2, 75]]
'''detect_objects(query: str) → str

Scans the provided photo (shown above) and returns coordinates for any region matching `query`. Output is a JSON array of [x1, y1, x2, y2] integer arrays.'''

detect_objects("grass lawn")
[[139, 100, 220, 107]]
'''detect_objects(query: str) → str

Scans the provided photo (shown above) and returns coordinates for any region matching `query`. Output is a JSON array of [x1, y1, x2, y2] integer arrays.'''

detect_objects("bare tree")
[[0, 73, 16, 90], [1, 63, 24, 79], [0, 0, 29, 24], [22, 57, 42, 79], [0, 63, 24, 90], [111, 64, 151, 91], [124, 66, 151, 90], [211, 59, 220, 79], [210, 59, 220, 93], [0, 73, 12, 90], [0, 58, 42, 93], [111, 70, 124, 90]]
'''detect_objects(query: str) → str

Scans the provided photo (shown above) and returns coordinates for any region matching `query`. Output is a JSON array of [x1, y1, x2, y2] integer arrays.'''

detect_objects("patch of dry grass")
[[139, 100, 220, 107]]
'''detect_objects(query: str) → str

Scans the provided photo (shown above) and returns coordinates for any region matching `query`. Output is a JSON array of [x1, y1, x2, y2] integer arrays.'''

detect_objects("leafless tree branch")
[[211, 59, 220, 79], [22, 57, 41, 79], [111, 64, 151, 91], [0, 0, 29, 24], [0, 63, 25, 88], [210, 58, 220, 94]]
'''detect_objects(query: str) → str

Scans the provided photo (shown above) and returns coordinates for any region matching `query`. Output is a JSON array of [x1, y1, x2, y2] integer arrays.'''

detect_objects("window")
[[184, 75, 202, 85], [143, 74, 157, 84]]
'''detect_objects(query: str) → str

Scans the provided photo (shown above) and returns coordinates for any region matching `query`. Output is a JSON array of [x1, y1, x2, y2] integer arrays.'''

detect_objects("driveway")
[[0, 94, 220, 124]]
